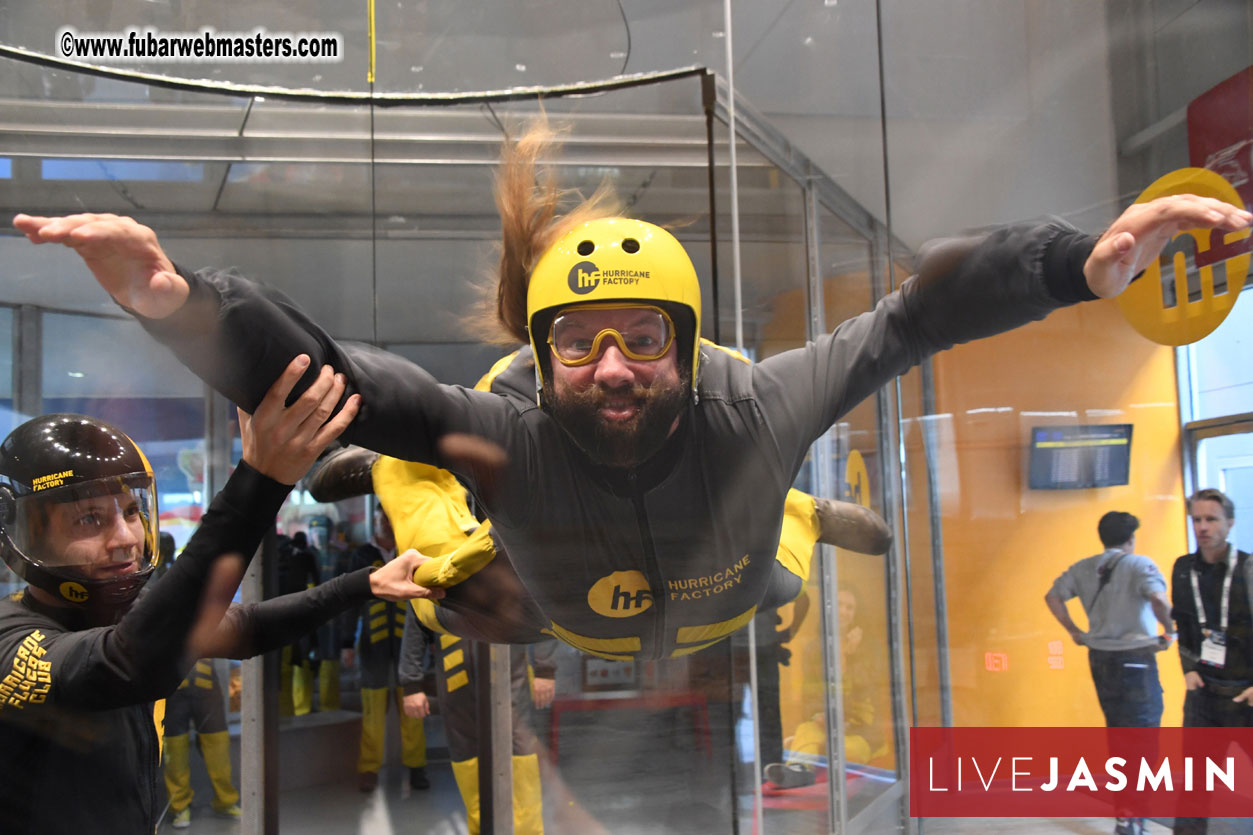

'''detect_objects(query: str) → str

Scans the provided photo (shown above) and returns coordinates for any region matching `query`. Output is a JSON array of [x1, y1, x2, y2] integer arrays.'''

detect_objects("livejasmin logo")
[[911, 727, 1253, 818], [927, 753, 1234, 793]]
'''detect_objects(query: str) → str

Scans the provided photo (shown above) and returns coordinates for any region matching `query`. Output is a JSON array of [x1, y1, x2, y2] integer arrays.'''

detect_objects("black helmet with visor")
[[0, 414, 158, 614]]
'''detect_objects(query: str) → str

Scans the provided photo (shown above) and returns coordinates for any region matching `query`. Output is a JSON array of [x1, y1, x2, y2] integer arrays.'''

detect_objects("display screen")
[[1028, 424, 1133, 489]]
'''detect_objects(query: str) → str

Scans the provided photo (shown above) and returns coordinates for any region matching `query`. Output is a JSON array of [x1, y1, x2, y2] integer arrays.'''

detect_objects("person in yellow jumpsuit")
[[345, 505, 430, 793], [162, 660, 241, 828]]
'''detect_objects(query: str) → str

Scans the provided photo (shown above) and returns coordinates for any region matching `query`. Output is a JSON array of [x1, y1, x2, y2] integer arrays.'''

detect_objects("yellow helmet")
[[526, 217, 702, 391]]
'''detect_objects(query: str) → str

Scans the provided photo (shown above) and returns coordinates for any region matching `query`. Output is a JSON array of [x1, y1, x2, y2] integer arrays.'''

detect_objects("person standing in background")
[[345, 505, 429, 793], [1046, 511, 1174, 726], [1045, 511, 1173, 835], [277, 530, 321, 716], [1170, 489, 1252, 835]]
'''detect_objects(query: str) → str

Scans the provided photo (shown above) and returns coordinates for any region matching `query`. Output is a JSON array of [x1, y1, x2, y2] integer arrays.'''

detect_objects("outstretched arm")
[[11, 212, 530, 508], [201, 550, 441, 660], [752, 196, 1251, 462]]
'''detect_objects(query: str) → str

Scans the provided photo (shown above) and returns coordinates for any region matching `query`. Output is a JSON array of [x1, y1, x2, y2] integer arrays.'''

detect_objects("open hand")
[[13, 213, 189, 319], [1083, 196, 1251, 298]]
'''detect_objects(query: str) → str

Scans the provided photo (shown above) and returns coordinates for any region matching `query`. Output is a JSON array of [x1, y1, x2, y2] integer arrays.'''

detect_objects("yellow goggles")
[[548, 304, 676, 367]]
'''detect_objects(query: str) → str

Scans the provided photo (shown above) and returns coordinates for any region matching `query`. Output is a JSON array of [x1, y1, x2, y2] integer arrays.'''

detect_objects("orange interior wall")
[[932, 298, 1188, 727], [762, 279, 1185, 755]]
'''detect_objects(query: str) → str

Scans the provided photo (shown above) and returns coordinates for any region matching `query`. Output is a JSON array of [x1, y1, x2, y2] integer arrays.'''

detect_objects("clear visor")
[[548, 304, 675, 367], [11, 475, 158, 582]]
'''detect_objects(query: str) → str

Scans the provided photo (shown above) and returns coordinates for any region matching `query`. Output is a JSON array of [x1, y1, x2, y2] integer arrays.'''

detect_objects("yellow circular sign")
[[587, 570, 653, 619], [1117, 168, 1250, 345], [845, 449, 871, 509], [59, 581, 88, 603]]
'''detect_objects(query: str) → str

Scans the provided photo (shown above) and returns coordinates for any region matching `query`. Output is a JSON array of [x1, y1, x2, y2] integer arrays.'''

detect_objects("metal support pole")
[[476, 642, 514, 834], [13, 305, 41, 418], [241, 530, 280, 835]]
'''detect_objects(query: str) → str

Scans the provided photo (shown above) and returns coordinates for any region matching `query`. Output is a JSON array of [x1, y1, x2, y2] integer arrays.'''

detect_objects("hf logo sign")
[[1117, 168, 1251, 346], [588, 570, 653, 618]]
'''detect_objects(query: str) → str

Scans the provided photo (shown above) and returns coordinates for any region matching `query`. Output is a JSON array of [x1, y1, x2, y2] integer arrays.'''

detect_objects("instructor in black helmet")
[[0, 357, 440, 835]]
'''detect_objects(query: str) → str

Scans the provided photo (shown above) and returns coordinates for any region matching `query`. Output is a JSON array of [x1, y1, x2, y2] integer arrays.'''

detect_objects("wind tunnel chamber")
[[7, 1, 1253, 831], [0, 38, 913, 835]]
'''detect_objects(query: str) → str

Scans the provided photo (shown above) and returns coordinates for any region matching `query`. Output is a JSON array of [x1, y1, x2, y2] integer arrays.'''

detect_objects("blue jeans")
[[1088, 648, 1163, 727]]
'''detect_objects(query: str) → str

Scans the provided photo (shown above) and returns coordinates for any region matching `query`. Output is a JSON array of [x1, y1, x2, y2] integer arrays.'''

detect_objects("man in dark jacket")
[[1170, 488, 1253, 835]]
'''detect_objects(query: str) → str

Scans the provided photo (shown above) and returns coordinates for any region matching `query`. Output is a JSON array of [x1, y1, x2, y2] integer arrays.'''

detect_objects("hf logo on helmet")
[[588, 570, 653, 618], [569, 261, 600, 295], [566, 261, 649, 296]]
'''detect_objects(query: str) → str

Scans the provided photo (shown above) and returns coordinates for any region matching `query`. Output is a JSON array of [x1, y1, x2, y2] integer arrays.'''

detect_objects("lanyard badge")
[[1201, 629, 1228, 667], [1192, 544, 1237, 668]]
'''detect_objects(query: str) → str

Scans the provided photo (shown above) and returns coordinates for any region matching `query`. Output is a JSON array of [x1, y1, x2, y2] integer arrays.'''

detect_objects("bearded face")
[[545, 372, 689, 468]]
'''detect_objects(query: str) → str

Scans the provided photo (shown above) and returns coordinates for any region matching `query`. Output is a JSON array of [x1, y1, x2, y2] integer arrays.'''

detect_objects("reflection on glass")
[[1187, 289, 1253, 422], [40, 312, 205, 552], [1194, 433, 1253, 555]]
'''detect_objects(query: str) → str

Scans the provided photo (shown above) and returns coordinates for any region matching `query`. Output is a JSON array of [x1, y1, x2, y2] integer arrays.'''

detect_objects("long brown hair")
[[470, 114, 624, 345]]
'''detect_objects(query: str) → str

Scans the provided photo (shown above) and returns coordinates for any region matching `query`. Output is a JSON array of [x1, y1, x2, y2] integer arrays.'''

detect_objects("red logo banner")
[[911, 727, 1253, 817]]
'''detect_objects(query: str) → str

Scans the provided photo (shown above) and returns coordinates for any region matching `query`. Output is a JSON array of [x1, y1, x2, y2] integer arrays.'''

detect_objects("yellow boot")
[[318, 660, 341, 711], [198, 730, 241, 814], [357, 687, 390, 777], [278, 646, 294, 718], [162, 732, 194, 819], [292, 662, 314, 717], [513, 753, 544, 835], [451, 758, 481, 835]]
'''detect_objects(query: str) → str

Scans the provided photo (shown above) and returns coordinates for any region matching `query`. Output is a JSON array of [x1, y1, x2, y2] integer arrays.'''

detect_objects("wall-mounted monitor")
[[1028, 424, 1133, 490]]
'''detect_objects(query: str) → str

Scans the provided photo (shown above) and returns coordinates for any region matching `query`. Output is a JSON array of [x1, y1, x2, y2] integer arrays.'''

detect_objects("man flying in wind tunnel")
[[12, 123, 1253, 661]]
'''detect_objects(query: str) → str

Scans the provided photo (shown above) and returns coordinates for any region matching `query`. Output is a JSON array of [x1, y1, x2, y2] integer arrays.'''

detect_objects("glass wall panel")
[[816, 205, 899, 826], [41, 312, 206, 548], [1186, 288, 1253, 422], [710, 140, 817, 834], [897, 362, 948, 731], [1193, 431, 1253, 555], [730, 1, 1249, 831], [877, 1, 1250, 830]]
